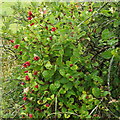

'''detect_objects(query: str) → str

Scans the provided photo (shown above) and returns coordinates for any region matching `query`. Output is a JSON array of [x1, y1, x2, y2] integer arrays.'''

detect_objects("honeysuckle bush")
[[1, 2, 120, 119]]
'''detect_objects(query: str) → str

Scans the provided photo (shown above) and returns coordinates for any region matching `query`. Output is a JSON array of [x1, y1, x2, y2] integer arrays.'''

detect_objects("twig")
[[107, 55, 114, 100], [78, 2, 108, 27], [89, 98, 104, 116], [55, 95, 57, 119], [2, 88, 17, 96], [3, 79, 22, 82], [2, 44, 18, 60], [104, 105, 120, 119], [91, 46, 110, 60], [47, 112, 80, 118], [12, 103, 28, 118]]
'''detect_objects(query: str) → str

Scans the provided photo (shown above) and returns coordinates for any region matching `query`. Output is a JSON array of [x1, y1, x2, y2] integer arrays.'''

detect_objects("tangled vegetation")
[[1, 2, 120, 119]]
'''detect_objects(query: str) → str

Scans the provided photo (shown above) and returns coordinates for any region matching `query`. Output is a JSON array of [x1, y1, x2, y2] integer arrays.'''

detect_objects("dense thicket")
[[1, 2, 120, 119]]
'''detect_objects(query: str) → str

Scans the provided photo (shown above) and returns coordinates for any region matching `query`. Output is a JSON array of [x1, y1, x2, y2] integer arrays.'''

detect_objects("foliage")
[[1, 2, 120, 119]]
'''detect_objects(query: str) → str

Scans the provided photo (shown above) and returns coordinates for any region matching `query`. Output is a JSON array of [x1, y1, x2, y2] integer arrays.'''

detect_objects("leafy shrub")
[[1, 2, 120, 119]]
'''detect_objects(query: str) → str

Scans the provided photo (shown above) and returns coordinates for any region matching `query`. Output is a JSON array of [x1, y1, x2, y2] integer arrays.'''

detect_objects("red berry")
[[28, 11, 33, 16], [93, 29, 96, 33], [70, 64, 73, 67], [24, 71, 28, 73], [45, 26, 48, 30], [29, 114, 33, 118], [89, 9, 93, 12], [35, 108, 41, 111], [30, 23, 34, 26], [86, 96, 89, 99], [34, 71, 38, 75], [69, 76, 73, 78], [35, 85, 38, 88], [25, 75, 30, 80], [23, 61, 30, 68], [51, 27, 57, 32], [49, 36, 52, 40], [34, 56, 40, 61], [23, 64, 27, 68], [14, 44, 20, 49], [28, 16, 32, 20], [25, 61, 30, 66], [46, 103, 50, 107], [19, 51, 22, 55], [10, 40, 14, 43], [22, 115, 25, 118], [30, 90, 34, 93], [22, 105, 26, 110], [23, 94, 27, 96], [23, 97, 27, 101], [21, 82, 25, 85], [22, 105, 25, 108]]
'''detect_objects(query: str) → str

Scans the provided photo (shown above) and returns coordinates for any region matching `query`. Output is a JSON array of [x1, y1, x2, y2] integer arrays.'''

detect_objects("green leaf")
[[45, 61, 52, 70], [22, 53, 28, 60], [56, 56, 63, 66], [42, 70, 54, 79], [59, 78, 69, 84], [107, 39, 118, 46], [66, 90, 76, 97], [100, 10, 111, 16], [63, 82, 73, 90], [66, 61, 72, 66], [114, 20, 120, 27], [69, 98, 74, 103], [103, 91, 110, 96], [70, 65, 78, 70], [91, 75, 103, 83], [60, 88, 66, 94], [54, 81, 60, 89], [62, 107, 67, 112], [64, 47, 72, 56], [92, 87, 101, 98], [64, 114, 70, 118], [100, 49, 112, 59], [37, 80, 44, 85], [102, 29, 110, 40], [28, 73, 33, 79], [70, 55, 79, 63], [73, 48, 80, 56], [59, 49, 64, 55], [50, 94, 55, 99], [79, 31, 86, 38], [59, 69, 65, 76], [50, 84, 56, 92]]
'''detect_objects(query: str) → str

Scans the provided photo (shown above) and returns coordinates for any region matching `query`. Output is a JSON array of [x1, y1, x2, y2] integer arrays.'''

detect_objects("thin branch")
[[3, 79, 22, 82], [12, 103, 28, 118], [55, 95, 57, 119], [107, 55, 114, 100], [78, 2, 108, 27], [2, 88, 17, 96], [47, 112, 80, 118], [91, 46, 110, 60], [1, 40, 18, 60], [89, 98, 104, 116], [104, 105, 120, 119]]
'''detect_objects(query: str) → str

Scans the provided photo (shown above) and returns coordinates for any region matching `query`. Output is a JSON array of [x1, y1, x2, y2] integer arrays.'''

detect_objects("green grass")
[[0, 2, 31, 117], [0, 2, 32, 33]]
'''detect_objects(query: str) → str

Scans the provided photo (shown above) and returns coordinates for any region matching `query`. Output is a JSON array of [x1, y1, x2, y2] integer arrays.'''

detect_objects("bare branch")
[[78, 2, 108, 27], [89, 98, 104, 116], [107, 55, 114, 100], [55, 95, 57, 119], [104, 105, 120, 119], [47, 112, 80, 118]]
